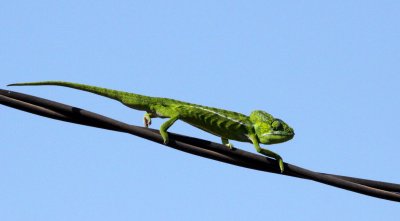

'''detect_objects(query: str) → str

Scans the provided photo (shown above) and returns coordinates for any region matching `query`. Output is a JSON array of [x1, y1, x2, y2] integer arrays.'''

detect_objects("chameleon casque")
[[8, 81, 295, 172]]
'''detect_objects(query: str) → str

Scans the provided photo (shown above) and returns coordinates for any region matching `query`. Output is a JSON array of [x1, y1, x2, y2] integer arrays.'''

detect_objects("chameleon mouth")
[[261, 131, 295, 143]]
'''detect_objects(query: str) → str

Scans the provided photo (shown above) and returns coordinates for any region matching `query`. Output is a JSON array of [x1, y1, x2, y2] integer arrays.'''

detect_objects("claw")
[[144, 118, 151, 127], [225, 143, 234, 150], [163, 137, 169, 144]]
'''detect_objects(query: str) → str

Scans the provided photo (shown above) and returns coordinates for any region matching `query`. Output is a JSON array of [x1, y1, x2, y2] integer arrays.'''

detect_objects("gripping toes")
[[221, 138, 234, 150], [160, 130, 169, 144], [276, 156, 284, 173], [143, 113, 152, 127]]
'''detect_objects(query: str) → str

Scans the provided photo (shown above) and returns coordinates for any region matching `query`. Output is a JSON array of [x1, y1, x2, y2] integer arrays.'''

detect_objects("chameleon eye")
[[272, 120, 283, 131]]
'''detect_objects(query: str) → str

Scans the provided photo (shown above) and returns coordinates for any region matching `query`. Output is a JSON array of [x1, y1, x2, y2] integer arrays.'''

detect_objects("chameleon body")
[[8, 81, 294, 172]]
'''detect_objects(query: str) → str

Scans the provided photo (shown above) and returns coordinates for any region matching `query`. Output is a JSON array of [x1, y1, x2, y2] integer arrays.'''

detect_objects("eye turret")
[[272, 120, 283, 131]]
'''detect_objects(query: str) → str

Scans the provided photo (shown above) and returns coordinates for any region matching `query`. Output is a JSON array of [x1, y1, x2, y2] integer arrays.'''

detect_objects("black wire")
[[1, 89, 399, 202]]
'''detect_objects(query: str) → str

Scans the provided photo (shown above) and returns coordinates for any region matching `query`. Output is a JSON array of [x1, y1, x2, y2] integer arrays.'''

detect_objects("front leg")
[[159, 115, 179, 144], [248, 134, 284, 173]]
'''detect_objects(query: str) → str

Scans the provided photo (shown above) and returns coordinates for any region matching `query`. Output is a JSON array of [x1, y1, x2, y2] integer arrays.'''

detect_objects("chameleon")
[[8, 81, 295, 172]]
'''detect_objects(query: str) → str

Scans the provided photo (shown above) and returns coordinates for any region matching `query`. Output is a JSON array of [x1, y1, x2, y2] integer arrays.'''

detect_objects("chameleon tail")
[[8, 81, 154, 111], [8, 81, 128, 100]]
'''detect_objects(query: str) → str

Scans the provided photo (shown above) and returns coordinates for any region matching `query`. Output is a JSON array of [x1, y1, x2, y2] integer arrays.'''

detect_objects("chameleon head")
[[249, 110, 294, 144]]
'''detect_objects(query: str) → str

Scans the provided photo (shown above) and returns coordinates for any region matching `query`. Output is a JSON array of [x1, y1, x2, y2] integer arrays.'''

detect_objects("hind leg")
[[160, 115, 180, 144]]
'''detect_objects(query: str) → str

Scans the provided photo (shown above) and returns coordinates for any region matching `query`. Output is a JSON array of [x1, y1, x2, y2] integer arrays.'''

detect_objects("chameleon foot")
[[225, 143, 234, 150], [143, 113, 152, 127], [263, 151, 284, 173], [276, 156, 284, 173], [221, 138, 234, 150]]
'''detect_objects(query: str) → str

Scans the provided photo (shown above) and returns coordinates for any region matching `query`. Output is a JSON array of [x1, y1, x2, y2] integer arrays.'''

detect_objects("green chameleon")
[[8, 81, 294, 172]]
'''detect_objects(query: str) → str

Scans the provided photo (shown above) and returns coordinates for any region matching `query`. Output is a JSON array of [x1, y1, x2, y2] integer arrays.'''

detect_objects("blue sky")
[[1, 1, 399, 220]]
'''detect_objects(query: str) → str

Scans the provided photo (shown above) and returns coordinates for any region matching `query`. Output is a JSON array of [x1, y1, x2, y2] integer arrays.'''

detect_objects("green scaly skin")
[[8, 81, 295, 172]]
